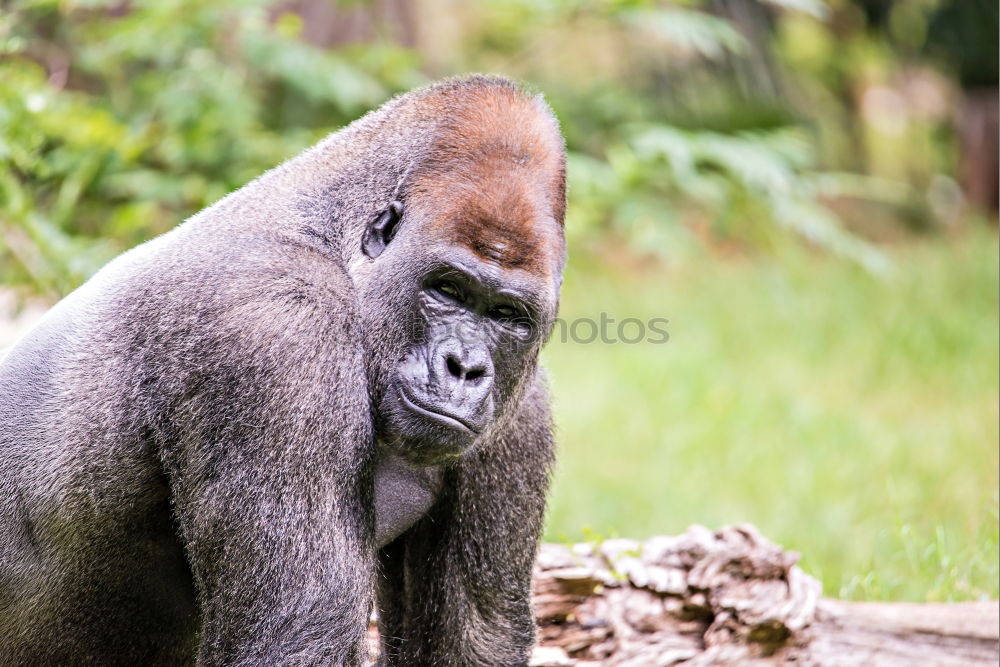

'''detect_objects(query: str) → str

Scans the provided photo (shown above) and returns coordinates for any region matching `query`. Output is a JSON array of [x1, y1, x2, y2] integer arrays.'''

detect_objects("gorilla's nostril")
[[445, 354, 487, 382]]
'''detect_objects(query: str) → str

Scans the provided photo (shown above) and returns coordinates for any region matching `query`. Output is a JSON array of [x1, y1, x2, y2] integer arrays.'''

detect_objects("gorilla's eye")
[[434, 280, 464, 302], [489, 304, 519, 321]]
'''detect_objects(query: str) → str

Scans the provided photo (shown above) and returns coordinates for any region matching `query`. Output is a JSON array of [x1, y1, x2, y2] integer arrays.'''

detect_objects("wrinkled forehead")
[[411, 165, 564, 287], [406, 85, 566, 285]]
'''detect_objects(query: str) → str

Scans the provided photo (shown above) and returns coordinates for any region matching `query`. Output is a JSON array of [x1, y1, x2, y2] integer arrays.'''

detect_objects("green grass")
[[542, 228, 999, 602]]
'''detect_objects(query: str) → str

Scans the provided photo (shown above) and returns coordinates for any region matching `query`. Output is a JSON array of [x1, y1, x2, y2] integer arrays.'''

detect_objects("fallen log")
[[527, 525, 999, 666]]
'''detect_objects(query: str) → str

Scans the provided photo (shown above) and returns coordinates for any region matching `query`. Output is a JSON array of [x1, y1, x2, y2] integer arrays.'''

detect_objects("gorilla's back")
[[0, 234, 202, 664], [0, 184, 363, 662]]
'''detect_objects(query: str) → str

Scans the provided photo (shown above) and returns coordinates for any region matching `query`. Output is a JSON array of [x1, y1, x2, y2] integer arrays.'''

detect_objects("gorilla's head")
[[353, 83, 565, 465]]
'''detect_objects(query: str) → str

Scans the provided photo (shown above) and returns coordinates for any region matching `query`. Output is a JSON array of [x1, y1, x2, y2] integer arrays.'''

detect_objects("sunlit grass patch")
[[542, 228, 999, 602]]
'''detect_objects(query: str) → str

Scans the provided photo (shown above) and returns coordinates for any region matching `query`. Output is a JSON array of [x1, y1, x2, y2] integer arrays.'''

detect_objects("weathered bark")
[[527, 525, 999, 666], [363, 524, 997, 664]]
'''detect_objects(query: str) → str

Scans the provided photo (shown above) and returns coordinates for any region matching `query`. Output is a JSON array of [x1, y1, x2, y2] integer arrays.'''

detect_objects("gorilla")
[[0, 75, 566, 665]]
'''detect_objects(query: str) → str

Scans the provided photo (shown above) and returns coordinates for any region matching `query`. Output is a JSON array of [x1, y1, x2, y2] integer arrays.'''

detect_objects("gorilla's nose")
[[445, 353, 488, 383], [436, 340, 493, 394]]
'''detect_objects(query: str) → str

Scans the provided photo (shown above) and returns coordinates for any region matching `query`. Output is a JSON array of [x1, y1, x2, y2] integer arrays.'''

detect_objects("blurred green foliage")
[[4, 0, 981, 297], [1, 0, 425, 295]]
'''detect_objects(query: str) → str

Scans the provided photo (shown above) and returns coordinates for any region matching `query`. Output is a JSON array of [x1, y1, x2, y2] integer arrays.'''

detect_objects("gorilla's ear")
[[362, 201, 403, 259]]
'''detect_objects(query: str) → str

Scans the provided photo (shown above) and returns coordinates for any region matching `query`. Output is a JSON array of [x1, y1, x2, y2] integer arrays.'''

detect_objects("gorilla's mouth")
[[398, 388, 482, 434]]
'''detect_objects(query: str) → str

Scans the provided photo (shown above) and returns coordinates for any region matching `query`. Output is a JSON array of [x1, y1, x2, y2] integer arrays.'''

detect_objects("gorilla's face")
[[357, 178, 563, 465], [382, 248, 549, 463]]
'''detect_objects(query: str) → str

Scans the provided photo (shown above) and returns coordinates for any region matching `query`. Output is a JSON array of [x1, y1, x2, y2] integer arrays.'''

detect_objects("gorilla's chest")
[[374, 453, 443, 548]]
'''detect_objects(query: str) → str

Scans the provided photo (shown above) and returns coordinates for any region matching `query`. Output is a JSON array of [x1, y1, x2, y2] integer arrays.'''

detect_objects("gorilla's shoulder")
[[18, 223, 362, 377]]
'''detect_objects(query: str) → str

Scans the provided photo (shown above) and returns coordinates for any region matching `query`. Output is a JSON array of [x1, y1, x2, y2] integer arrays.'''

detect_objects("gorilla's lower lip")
[[398, 389, 482, 434]]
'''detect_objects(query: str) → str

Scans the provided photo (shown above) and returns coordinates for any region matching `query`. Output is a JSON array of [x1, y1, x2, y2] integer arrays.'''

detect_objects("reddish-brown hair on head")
[[407, 76, 567, 279]]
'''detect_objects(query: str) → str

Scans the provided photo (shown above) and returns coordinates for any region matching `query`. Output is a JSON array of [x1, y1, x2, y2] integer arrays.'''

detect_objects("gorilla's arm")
[[377, 376, 555, 666], [154, 259, 376, 665]]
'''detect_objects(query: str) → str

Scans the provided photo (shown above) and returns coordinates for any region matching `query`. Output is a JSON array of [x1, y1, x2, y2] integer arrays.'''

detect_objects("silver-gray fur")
[[0, 75, 564, 666]]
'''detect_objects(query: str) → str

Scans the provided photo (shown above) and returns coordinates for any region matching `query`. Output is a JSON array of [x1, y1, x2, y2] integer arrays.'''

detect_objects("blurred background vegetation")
[[1, 0, 996, 601]]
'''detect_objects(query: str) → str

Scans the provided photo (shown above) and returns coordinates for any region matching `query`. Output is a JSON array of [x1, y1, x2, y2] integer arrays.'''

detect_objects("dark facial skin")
[[364, 208, 552, 465], [391, 254, 545, 463]]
